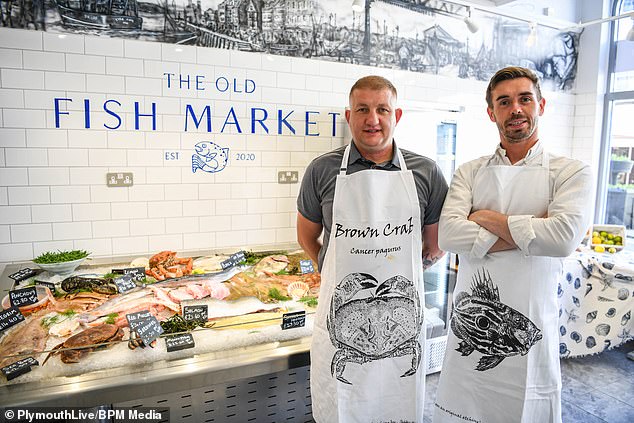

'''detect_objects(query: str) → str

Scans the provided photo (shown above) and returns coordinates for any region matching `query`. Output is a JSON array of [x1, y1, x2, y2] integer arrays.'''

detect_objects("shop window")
[[598, 0, 634, 233]]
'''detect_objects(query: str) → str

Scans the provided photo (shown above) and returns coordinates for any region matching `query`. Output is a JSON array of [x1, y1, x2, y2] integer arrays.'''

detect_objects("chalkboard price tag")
[[0, 307, 25, 332], [8, 268, 38, 283], [126, 310, 153, 327], [114, 274, 137, 294], [127, 312, 163, 346], [221, 250, 247, 270], [1, 357, 38, 381], [35, 280, 56, 291], [112, 267, 146, 282], [165, 333, 195, 352], [9, 287, 38, 308], [183, 305, 208, 323], [299, 260, 315, 274], [281, 310, 306, 330]]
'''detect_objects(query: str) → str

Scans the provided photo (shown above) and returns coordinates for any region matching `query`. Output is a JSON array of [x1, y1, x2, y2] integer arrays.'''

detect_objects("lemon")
[[592, 236, 602, 244], [592, 231, 600, 237], [594, 245, 605, 253], [608, 247, 617, 254]]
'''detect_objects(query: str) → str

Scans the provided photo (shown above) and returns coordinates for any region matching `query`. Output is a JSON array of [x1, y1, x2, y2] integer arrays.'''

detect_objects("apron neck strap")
[[339, 143, 406, 175]]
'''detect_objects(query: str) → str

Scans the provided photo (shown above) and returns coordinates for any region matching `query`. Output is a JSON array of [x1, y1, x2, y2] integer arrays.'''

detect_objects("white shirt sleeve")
[[509, 160, 594, 257], [440, 154, 594, 259], [438, 158, 498, 258]]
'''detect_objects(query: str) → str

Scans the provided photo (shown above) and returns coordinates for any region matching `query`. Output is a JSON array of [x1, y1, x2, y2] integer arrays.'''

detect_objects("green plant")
[[611, 154, 632, 161]]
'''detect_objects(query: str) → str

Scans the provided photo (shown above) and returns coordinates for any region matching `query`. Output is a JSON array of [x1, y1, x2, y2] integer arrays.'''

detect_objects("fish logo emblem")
[[450, 269, 542, 371], [192, 141, 229, 174]]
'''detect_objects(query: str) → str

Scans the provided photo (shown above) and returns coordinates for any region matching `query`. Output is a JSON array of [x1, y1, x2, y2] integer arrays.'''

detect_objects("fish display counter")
[[0, 250, 319, 420], [558, 249, 634, 358]]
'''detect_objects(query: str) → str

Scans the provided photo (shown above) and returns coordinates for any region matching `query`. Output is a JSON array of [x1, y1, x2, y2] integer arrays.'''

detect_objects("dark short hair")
[[349, 75, 398, 101], [485, 66, 542, 108]]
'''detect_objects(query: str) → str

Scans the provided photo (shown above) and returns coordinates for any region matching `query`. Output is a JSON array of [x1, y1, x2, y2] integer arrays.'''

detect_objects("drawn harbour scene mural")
[[1, 0, 579, 90]]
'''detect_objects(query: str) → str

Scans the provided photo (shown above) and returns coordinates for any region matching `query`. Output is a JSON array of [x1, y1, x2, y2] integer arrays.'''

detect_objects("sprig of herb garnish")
[[268, 287, 291, 302], [41, 310, 77, 328], [298, 296, 318, 308], [33, 250, 90, 264], [104, 313, 118, 325]]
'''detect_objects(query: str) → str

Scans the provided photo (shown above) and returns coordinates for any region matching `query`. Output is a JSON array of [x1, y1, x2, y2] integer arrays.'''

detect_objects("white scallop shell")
[[287, 281, 310, 300], [130, 257, 150, 270]]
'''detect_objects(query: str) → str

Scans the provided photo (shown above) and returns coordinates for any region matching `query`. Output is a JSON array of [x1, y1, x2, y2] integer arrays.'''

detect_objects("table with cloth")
[[558, 249, 634, 358]]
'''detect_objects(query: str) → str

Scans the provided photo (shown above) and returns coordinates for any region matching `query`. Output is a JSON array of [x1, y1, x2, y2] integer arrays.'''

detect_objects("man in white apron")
[[296, 76, 449, 422], [434, 67, 593, 423]]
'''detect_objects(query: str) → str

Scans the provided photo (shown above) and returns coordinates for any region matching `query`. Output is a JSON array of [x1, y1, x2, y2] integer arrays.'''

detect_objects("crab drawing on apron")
[[311, 144, 425, 423], [328, 273, 422, 384]]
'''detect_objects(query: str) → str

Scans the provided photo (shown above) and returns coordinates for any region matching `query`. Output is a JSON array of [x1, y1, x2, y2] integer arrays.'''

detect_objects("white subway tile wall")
[[0, 26, 592, 273]]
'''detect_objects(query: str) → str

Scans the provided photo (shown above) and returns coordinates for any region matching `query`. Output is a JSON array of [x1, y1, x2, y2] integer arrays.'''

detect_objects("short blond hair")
[[349, 75, 398, 102]]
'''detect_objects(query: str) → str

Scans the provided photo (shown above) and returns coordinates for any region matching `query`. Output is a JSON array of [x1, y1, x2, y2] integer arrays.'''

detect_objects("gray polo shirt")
[[297, 141, 448, 270]]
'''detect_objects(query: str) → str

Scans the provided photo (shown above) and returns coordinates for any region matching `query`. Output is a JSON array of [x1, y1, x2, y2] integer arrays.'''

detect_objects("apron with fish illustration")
[[434, 152, 562, 423], [311, 144, 425, 423]]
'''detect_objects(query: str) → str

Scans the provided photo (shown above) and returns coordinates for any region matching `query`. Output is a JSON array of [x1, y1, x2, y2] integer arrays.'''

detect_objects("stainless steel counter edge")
[[1, 336, 312, 408]]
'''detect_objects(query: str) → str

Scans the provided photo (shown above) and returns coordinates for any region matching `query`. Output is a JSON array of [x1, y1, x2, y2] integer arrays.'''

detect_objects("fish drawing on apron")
[[435, 152, 562, 423]]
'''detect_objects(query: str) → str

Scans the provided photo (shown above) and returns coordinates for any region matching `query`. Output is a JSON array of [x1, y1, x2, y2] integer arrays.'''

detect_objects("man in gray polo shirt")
[[296, 75, 448, 423], [297, 140, 448, 271]]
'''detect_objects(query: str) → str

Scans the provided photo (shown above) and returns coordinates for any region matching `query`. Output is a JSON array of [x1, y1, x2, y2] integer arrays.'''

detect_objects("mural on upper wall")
[[1, 0, 579, 90]]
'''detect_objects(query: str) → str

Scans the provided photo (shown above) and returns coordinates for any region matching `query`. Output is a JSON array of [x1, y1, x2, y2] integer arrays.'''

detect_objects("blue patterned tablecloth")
[[558, 250, 634, 358]]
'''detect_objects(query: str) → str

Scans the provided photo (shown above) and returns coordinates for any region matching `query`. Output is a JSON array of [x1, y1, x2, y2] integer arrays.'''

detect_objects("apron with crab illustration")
[[311, 143, 425, 423], [434, 152, 562, 423]]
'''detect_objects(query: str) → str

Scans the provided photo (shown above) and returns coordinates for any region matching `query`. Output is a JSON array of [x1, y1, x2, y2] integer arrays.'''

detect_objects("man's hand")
[[422, 223, 445, 270]]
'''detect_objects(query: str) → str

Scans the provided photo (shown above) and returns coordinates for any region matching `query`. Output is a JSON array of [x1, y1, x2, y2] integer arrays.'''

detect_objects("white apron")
[[311, 144, 426, 423], [434, 153, 562, 423]]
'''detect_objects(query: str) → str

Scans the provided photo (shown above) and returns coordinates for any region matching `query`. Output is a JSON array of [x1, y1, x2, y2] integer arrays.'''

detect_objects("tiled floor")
[[423, 341, 634, 423]]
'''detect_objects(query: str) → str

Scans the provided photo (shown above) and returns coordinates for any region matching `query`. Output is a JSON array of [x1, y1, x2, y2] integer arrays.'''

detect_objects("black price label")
[[8, 268, 38, 283], [126, 310, 153, 326], [221, 250, 246, 270], [35, 280, 56, 291], [9, 287, 38, 308], [112, 267, 146, 282], [0, 307, 25, 332], [299, 260, 315, 274], [165, 333, 195, 352], [127, 311, 163, 346], [1, 357, 38, 381], [183, 305, 208, 323], [114, 274, 137, 294], [281, 310, 306, 330]]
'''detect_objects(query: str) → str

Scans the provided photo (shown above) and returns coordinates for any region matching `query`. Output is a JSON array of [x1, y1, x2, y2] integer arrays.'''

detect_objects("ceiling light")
[[464, 7, 479, 33], [352, 0, 364, 13], [526, 22, 537, 47]]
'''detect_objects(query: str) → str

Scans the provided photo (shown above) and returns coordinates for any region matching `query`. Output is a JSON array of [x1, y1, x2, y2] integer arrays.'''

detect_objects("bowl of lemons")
[[590, 225, 625, 254]]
